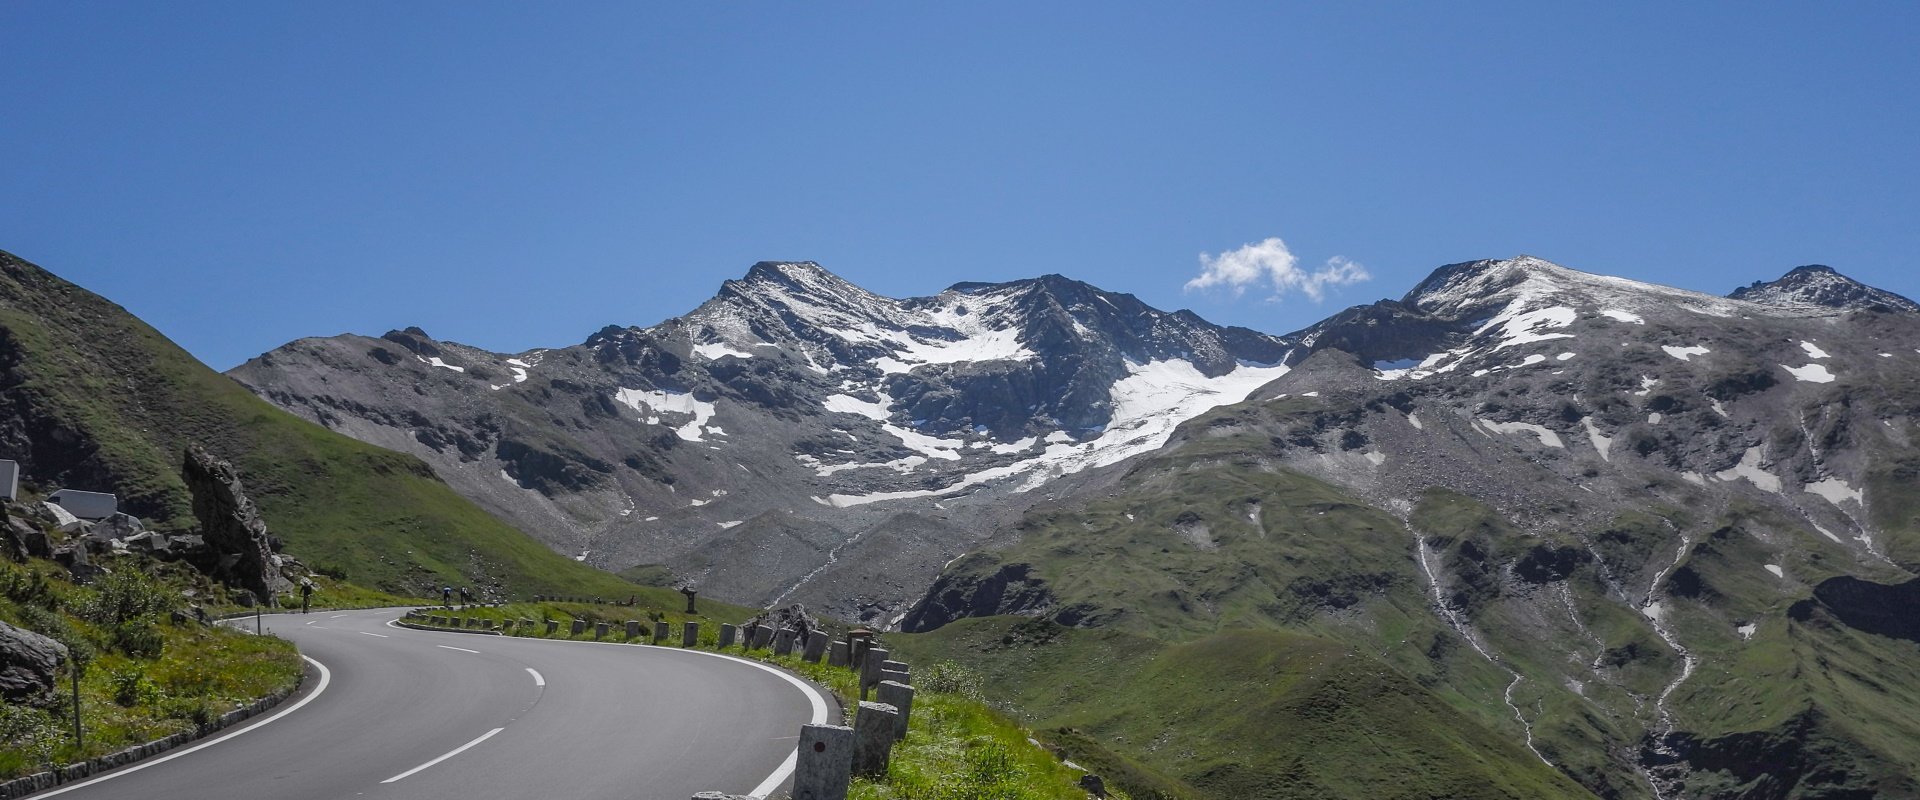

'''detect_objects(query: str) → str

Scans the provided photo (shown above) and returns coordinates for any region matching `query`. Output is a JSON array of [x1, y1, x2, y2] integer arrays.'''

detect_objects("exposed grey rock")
[[0, 621, 67, 706], [182, 444, 290, 603]]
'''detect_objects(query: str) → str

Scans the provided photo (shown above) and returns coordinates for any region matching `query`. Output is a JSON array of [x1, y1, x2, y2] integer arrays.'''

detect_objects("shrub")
[[109, 669, 160, 708]]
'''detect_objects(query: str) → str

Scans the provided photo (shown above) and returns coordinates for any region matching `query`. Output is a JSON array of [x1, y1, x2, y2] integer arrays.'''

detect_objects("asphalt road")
[[32, 609, 831, 800]]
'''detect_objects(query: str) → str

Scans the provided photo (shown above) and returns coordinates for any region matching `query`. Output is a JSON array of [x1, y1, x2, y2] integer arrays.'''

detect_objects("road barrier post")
[[829, 639, 849, 667], [803, 632, 828, 663], [545, 619, 559, 635], [876, 680, 915, 741], [594, 622, 608, 639], [682, 621, 700, 647], [653, 620, 670, 644], [569, 619, 586, 636], [626, 620, 641, 639], [852, 701, 898, 777], [793, 723, 853, 800], [860, 647, 890, 700], [774, 628, 796, 657], [718, 623, 737, 648], [751, 625, 773, 650]]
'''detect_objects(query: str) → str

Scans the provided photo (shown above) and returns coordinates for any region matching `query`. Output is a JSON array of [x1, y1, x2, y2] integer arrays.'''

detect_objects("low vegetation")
[[0, 557, 304, 781]]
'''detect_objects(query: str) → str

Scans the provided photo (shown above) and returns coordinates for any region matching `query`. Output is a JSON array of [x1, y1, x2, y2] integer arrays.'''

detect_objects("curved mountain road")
[[33, 609, 829, 800]]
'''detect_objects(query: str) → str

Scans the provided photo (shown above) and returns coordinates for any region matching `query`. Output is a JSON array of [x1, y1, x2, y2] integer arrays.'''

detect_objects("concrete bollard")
[[719, 623, 738, 648], [594, 622, 608, 639], [860, 647, 890, 699], [653, 620, 671, 644], [626, 620, 641, 639], [522, 618, 535, 632], [829, 639, 849, 667], [852, 701, 899, 777], [850, 638, 870, 671], [793, 723, 853, 800], [880, 668, 909, 687], [569, 619, 586, 636], [682, 621, 700, 647], [803, 633, 828, 663], [774, 628, 796, 657], [876, 680, 915, 741], [751, 625, 774, 650], [545, 619, 559, 635]]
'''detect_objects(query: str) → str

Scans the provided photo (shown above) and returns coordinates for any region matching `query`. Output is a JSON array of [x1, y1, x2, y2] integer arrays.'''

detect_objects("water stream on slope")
[[1639, 523, 1699, 800], [1408, 525, 1553, 767]]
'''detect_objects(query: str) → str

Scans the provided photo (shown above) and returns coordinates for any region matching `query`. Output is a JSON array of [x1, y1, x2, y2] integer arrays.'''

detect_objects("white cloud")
[[1185, 237, 1371, 302]]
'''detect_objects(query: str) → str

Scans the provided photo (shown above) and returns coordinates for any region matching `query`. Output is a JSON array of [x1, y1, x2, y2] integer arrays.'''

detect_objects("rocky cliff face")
[[903, 256, 1920, 798], [182, 444, 292, 604], [229, 262, 1299, 622]]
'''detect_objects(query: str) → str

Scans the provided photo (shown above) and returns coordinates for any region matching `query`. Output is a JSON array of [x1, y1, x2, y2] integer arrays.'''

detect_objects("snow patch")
[[693, 341, 758, 360], [717, 520, 743, 530], [822, 394, 892, 421], [1478, 419, 1565, 448], [1804, 477, 1862, 507], [1738, 623, 1757, 640], [1662, 345, 1710, 362], [1783, 363, 1836, 383], [614, 387, 719, 442], [1715, 446, 1782, 493], [1764, 564, 1784, 579], [1599, 309, 1645, 325], [1800, 341, 1829, 359], [416, 355, 465, 373], [1580, 417, 1612, 461]]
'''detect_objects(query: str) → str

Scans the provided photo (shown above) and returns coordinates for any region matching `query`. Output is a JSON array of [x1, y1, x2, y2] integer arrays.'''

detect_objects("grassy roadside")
[[0, 558, 304, 781], [407, 603, 1111, 799]]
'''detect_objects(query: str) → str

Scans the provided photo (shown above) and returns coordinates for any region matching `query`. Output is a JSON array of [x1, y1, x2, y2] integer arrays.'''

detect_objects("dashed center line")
[[437, 645, 480, 654], [358, 631, 389, 638], [380, 727, 504, 784], [526, 667, 545, 687]]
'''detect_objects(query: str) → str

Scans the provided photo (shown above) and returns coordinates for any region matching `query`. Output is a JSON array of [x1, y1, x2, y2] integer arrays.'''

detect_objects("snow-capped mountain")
[[229, 262, 1296, 622], [903, 255, 1920, 798]]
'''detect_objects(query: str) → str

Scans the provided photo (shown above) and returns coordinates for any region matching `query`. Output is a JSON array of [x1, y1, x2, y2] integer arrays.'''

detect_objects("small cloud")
[[1185, 237, 1371, 302]]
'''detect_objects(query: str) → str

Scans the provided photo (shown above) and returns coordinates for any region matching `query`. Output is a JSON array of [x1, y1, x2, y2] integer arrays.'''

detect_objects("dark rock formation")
[[0, 620, 67, 706], [899, 556, 1055, 633], [182, 444, 290, 603]]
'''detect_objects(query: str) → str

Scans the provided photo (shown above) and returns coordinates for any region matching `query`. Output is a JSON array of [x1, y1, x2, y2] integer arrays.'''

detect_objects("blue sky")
[[4, 3, 1916, 369]]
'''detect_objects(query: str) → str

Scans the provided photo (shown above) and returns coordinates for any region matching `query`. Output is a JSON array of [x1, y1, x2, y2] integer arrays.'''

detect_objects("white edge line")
[[436, 644, 480, 654], [30, 655, 333, 797], [358, 631, 389, 638], [526, 667, 545, 687], [380, 726, 504, 783]]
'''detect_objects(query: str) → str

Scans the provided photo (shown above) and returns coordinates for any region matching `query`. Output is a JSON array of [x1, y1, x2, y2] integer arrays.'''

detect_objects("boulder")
[[0, 621, 67, 706], [52, 543, 97, 580], [10, 517, 50, 559], [124, 530, 169, 554], [88, 513, 143, 543], [182, 445, 290, 603]]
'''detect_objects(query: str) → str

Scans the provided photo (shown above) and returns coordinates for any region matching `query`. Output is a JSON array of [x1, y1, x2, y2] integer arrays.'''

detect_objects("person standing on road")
[[443, 585, 453, 607]]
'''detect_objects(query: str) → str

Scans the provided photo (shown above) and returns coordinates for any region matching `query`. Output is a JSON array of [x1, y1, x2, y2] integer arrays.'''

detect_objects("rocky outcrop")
[[181, 444, 289, 604], [0, 621, 67, 706], [899, 556, 1055, 633]]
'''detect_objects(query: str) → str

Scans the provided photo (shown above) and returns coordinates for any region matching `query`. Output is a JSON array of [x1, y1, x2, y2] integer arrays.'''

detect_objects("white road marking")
[[30, 655, 334, 797], [358, 631, 389, 638], [380, 727, 504, 783], [437, 645, 480, 654], [305, 621, 316, 625], [526, 667, 545, 687]]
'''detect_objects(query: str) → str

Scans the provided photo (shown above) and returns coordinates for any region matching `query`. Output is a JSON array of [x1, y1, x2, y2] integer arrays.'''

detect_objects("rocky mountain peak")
[[1729, 264, 1920, 313]]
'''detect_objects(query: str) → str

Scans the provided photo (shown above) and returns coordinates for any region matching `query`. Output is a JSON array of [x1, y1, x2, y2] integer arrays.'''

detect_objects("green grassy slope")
[[894, 618, 1594, 799], [0, 249, 634, 598]]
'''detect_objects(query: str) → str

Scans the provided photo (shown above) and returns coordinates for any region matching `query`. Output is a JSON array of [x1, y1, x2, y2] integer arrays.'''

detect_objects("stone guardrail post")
[[876, 680, 915, 741], [545, 619, 559, 635], [773, 628, 796, 657], [718, 623, 737, 648], [803, 632, 828, 663], [682, 621, 700, 647], [594, 622, 608, 639], [852, 701, 899, 777], [521, 618, 535, 632], [851, 639, 870, 671], [626, 620, 641, 639], [653, 620, 671, 644], [793, 723, 853, 800], [751, 625, 773, 650], [828, 639, 849, 667], [860, 647, 890, 699], [569, 619, 586, 636]]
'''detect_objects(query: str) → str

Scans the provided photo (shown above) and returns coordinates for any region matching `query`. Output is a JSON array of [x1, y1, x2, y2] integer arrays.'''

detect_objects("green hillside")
[[0, 249, 635, 599]]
